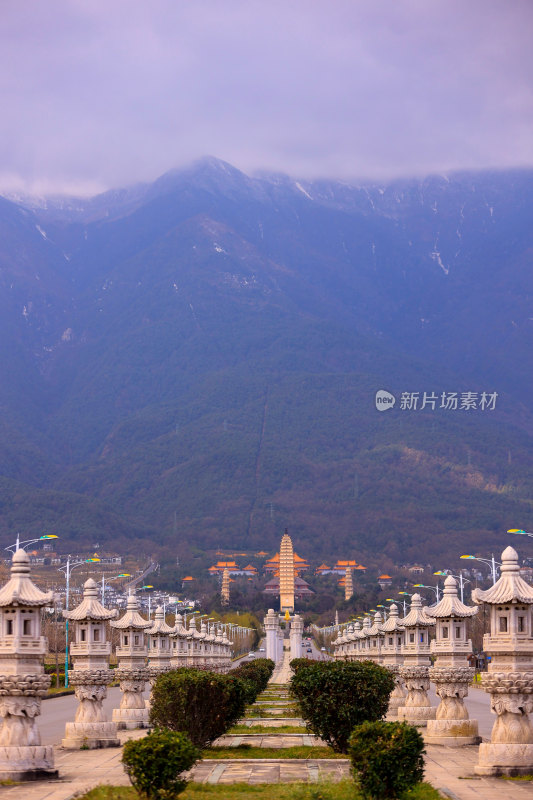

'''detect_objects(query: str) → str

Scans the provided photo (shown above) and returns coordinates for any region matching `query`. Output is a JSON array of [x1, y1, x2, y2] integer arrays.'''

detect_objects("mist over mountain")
[[1, 158, 532, 566]]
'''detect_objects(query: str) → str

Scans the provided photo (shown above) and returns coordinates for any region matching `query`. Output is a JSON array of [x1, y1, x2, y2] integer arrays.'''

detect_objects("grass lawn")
[[202, 745, 346, 759], [246, 708, 300, 718], [77, 779, 441, 800], [229, 725, 305, 734]]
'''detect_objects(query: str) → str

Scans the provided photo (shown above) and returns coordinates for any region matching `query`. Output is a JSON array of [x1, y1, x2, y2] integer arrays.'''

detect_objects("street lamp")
[[508, 529, 533, 538], [460, 554, 501, 585], [413, 583, 440, 602], [5, 534, 58, 554], [397, 591, 412, 615], [100, 572, 131, 602], [58, 555, 98, 687], [434, 570, 471, 603], [138, 585, 154, 617]]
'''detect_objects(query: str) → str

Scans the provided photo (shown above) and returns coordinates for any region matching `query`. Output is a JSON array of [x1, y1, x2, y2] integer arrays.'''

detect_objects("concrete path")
[[190, 758, 350, 784], [270, 649, 292, 684]]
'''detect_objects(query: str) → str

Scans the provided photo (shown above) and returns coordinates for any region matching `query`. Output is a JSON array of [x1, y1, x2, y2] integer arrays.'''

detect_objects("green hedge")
[[229, 658, 274, 702], [290, 660, 394, 753], [289, 657, 320, 673], [349, 720, 425, 799], [149, 669, 247, 748]]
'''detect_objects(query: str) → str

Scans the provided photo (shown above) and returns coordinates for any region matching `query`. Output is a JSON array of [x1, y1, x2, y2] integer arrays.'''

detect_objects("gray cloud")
[[1, 0, 532, 193]]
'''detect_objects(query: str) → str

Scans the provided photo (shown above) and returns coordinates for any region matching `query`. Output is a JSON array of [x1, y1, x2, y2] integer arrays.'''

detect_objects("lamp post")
[[101, 572, 132, 603], [4, 534, 58, 554], [58, 555, 99, 688], [138, 585, 154, 617], [397, 592, 412, 615], [460, 555, 501, 585], [413, 583, 441, 602], [434, 570, 471, 603]]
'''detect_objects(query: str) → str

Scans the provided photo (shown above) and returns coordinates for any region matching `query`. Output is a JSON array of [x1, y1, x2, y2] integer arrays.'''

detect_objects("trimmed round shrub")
[[122, 728, 198, 799], [229, 658, 274, 701], [290, 660, 395, 753], [149, 668, 247, 748], [349, 720, 425, 799]]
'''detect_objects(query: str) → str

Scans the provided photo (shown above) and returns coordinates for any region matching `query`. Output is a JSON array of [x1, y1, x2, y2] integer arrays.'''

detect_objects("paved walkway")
[[239, 717, 305, 727], [270, 649, 292, 684]]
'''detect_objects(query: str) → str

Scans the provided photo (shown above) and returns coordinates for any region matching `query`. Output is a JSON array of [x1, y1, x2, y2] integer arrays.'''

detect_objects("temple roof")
[[63, 578, 118, 621], [472, 546, 533, 605], [147, 605, 174, 635], [381, 604, 404, 632], [0, 549, 54, 607], [401, 593, 434, 628], [110, 592, 152, 630], [425, 576, 478, 619]]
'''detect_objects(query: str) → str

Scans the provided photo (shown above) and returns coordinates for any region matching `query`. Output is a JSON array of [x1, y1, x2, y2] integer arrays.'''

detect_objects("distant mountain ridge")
[[0, 158, 532, 566]]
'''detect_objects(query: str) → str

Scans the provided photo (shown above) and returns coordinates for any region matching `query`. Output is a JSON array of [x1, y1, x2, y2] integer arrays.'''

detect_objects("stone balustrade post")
[[110, 592, 151, 729], [0, 550, 57, 781], [425, 575, 480, 745], [398, 594, 436, 727], [290, 615, 304, 661], [381, 604, 406, 717], [62, 578, 119, 749], [473, 546, 533, 776]]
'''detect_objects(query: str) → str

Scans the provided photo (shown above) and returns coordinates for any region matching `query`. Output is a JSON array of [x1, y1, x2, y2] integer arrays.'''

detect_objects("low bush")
[[149, 669, 247, 748], [290, 660, 395, 753], [122, 728, 198, 799], [349, 720, 425, 799]]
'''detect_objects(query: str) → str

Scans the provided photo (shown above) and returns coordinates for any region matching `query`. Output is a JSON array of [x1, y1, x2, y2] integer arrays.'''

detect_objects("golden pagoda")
[[279, 530, 295, 612], [221, 568, 230, 606], [344, 567, 354, 601]]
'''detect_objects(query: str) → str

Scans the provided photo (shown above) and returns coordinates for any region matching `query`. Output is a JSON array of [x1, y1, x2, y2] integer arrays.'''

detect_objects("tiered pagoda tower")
[[279, 530, 295, 612]]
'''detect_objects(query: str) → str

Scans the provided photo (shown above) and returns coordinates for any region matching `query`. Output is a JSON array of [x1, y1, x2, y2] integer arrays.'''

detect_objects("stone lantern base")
[[385, 665, 406, 719], [475, 743, 533, 776], [397, 666, 436, 727], [0, 745, 57, 781], [426, 718, 480, 746], [426, 667, 479, 746], [112, 668, 149, 730], [62, 721, 120, 749], [61, 670, 120, 749]]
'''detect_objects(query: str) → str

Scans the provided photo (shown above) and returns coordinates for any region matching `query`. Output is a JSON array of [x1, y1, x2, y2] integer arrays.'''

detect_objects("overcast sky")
[[1, 0, 532, 194]]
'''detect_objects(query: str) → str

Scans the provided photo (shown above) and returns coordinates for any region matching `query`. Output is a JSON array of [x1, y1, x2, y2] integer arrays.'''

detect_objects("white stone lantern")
[[221, 626, 232, 673], [367, 612, 384, 663], [62, 578, 120, 749], [360, 616, 372, 658], [472, 545, 533, 776], [381, 604, 406, 717], [424, 575, 479, 745], [203, 623, 216, 669], [398, 593, 436, 727], [110, 591, 151, 729], [0, 549, 57, 781], [352, 622, 362, 660], [146, 605, 173, 708], [170, 613, 188, 668]]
